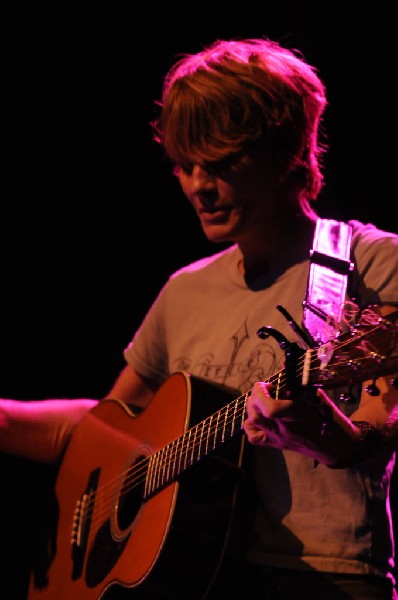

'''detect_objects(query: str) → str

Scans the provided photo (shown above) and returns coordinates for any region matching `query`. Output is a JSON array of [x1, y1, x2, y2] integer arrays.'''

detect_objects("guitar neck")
[[144, 389, 250, 498], [144, 307, 398, 499]]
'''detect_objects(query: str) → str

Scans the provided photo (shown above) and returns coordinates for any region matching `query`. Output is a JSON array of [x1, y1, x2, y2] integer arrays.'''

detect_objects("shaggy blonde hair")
[[152, 38, 328, 214]]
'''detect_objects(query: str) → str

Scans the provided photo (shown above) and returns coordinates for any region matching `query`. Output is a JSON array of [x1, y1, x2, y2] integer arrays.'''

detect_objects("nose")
[[190, 164, 216, 192]]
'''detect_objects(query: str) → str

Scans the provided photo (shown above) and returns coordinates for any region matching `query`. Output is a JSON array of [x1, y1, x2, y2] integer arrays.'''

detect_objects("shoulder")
[[347, 220, 398, 306], [148, 244, 240, 310], [349, 220, 398, 267], [349, 219, 398, 249], [151, 244, 240, 311], [169, 244, 239, 280]]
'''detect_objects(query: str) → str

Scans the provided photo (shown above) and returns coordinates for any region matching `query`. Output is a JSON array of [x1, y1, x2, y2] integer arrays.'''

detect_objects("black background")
[[2, 5, 397, 597]]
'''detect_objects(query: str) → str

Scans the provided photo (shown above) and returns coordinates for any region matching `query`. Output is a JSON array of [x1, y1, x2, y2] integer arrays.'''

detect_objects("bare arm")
[[0, 397, 98, 463], [0, 365, 157, 464], [104, 364, 157, 409]]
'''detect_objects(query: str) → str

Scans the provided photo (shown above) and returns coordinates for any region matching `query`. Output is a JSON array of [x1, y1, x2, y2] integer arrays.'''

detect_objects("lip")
[[198, 207, 232, 224], [198, 205, 232, 215]]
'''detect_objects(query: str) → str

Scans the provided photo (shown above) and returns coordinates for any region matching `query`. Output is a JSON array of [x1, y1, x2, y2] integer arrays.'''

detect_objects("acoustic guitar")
[[28, 308, 398, 599]]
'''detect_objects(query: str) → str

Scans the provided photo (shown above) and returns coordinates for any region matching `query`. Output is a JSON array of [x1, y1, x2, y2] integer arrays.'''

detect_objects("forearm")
[[309, 388, 363, 466], [0, 398, 98, 463], [329, 374, 398, 462], [311, 390, 387, 467]]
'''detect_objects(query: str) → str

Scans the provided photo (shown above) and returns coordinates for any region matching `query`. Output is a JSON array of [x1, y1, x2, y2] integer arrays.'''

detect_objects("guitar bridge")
[[71, 467, 100, 580]]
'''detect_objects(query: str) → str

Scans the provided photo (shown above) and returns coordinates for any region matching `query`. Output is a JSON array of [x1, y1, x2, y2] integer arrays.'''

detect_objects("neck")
[[238, 215, 317, 281]]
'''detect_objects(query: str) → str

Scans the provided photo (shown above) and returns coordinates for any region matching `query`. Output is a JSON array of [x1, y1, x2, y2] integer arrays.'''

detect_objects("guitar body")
[[28, 371, 244, 600], [27, 308, 398, 599]]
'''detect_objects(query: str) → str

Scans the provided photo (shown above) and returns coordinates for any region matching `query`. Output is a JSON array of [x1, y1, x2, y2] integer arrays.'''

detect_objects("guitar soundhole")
[[85, 454, 148, 588], [117, 453, 147, 531]]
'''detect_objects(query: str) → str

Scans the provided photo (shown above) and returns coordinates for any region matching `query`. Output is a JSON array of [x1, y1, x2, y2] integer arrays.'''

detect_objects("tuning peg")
[[339, 392, 357, 404]]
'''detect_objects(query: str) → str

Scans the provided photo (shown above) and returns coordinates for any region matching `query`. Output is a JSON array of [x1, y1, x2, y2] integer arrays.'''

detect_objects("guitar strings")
[[79, 324, 392, 533], [74, 322, 396, 544], [83, 326, 391, 534]]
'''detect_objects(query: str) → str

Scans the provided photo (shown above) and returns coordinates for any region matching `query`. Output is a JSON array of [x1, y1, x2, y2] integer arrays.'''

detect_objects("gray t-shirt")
[[124, 220, 398, 580]]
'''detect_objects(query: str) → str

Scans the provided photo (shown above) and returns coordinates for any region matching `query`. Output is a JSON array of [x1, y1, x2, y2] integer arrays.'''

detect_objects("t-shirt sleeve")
[[349, 220, 398, 308], [123, 281, 170, 388]]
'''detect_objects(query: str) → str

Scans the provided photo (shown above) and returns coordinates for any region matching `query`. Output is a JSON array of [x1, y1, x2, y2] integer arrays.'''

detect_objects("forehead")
[[176, 147, 276, 182]]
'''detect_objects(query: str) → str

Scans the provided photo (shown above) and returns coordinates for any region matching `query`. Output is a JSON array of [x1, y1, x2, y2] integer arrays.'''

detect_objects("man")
[[1, 38, 397, 599]]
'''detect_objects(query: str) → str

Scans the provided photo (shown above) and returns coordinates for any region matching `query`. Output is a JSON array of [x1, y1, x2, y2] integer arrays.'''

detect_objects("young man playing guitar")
[[1, 38, 397, 599]]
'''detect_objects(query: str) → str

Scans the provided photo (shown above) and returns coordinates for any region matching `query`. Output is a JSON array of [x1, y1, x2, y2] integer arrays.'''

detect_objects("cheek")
[[173, 170, 190, 197], [179, 179, 193, 202]]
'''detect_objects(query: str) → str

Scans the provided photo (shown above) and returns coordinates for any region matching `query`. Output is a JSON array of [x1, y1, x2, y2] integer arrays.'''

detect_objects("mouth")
[[199, 204, 232, 216], [199, 206, 232, 222]]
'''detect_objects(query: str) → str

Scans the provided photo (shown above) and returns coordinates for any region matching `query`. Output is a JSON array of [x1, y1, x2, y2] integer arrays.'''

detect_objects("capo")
[[257, 323, 304, 396], [276, 304, 316, 348]]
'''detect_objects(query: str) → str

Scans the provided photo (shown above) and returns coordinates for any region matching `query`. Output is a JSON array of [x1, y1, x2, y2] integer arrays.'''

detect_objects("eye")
[[204, 154, 243, 177], [173, 163, 193, 176]]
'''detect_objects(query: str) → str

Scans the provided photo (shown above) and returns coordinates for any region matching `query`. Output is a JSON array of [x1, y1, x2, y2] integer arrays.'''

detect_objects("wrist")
[[327, 420, 382, 469]]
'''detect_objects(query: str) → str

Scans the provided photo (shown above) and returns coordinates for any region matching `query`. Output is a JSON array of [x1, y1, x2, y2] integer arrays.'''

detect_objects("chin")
[[202, 224, 237, 244]]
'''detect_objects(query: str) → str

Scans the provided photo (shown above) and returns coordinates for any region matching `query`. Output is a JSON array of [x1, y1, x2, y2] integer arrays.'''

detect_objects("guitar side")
[[28, 371, 244, 600]]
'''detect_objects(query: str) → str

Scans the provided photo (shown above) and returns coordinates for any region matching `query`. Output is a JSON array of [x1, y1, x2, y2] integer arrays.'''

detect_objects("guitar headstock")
[[308, 307, 398, 389]]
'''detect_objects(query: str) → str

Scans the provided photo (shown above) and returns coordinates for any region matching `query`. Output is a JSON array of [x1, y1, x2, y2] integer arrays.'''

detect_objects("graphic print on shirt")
[[172, 318, 279, 391]]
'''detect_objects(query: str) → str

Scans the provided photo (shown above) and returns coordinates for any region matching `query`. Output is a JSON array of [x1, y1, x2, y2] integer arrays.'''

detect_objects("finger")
[[243, 420, 268, 445]]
